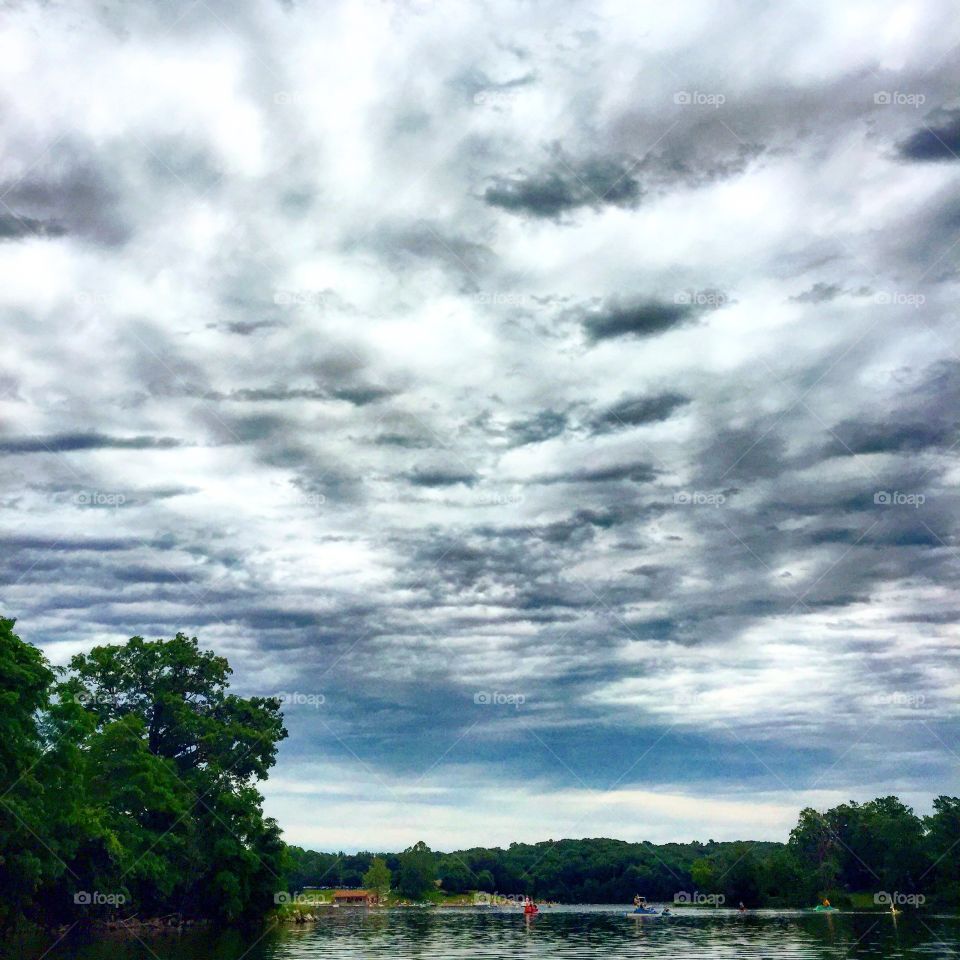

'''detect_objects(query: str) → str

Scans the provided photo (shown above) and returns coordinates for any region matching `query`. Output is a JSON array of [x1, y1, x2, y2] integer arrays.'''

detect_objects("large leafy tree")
[[63, 633, 288, 921], [924, 796, 960, 907], [363, 857, 393, 898], [397, 841, 436, 900], [0, 618, 55, 929]]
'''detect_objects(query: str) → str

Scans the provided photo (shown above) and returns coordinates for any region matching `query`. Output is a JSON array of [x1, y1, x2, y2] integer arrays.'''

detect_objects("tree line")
[[288, 793, 959, 908], [2, 618, 958, 933]]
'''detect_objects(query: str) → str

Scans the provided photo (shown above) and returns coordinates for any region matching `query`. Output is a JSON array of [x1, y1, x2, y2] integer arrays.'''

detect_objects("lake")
[[10, 907, 960, 960]]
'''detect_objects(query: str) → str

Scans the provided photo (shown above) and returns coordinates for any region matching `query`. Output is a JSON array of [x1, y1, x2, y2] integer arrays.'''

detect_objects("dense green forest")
[[287, 793, 960, 908], [2, 618, 958, 933]]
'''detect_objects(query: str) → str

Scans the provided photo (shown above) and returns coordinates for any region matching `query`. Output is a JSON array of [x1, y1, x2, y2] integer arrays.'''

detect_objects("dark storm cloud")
[[451, 67, 536, 103], [0, 214, 67, 240], [406, 468, 477, 487], [581, 298, 698, 342], [539, 461, 657, 484], [112, 566, 204, 584], [789, 282, 843, 303], [825, 419, 956, 455], [824, 360, 960, 456], [897, 109, 960, 162], [0, 158, 129, 245], [484, 153, 643, 218], [0, 433, 185, 454], [590, 392, 690, 433], [695, 427, 789, 483], [506, 410, 568, 446], [351, 220, 495, 288], [205, 384, 394, 405], [0, 535, 140, 552], [371, 431, 435, 449], [218, 319, 283, 336], [636, 140, 763, 191]]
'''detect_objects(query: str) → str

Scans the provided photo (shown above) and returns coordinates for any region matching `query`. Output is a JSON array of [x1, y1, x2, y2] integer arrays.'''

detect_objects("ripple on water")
[[19, 909, 960, 960]]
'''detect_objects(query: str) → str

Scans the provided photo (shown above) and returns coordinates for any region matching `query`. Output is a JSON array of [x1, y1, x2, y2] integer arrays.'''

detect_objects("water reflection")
[[9, 908, 960, 960]]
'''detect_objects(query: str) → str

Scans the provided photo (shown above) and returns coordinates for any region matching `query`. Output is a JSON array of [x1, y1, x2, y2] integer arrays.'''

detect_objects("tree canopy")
[[0, 621, 287, 930]]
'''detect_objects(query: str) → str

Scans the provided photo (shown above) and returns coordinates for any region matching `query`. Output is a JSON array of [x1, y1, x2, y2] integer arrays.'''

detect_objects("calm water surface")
[[10, 907, 960, 960]]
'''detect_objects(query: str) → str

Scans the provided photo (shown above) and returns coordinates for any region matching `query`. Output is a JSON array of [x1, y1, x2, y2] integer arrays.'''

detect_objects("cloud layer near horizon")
[[1, 0, 959, 849]]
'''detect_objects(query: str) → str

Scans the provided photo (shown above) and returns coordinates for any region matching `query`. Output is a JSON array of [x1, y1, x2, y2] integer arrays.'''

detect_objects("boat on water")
[[810, 905, 840, 912], [627, 895, 664, 916]]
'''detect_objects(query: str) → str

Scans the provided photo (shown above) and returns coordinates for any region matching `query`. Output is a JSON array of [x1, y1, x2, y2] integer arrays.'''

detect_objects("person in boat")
[[633, 895, 645, 908], [822, 898, 831, 908], [739, 902, 746, 913]]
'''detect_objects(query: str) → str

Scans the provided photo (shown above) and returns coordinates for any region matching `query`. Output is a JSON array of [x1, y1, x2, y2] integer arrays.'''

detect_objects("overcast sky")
[[2, 0, 959, 852]]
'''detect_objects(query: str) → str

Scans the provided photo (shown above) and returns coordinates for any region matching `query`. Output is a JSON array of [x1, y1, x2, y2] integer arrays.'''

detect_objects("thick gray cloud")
[[0, 433, 184, 453], [0, 214, 66, 240], [581, 298, 705, 342], [590, 392, 690, 433], [484, 153, 643, 218], [897, 109, 960, 161]]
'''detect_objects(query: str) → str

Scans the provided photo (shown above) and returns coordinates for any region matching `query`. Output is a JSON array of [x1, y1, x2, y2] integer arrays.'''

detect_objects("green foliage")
[[363, 857, 392, 897], [397, 841, 436, 900], [0, 618, 55, 930], [288, 801, 960, 909], [0, 622, 287, 930], [923, 796, 960, 908], [438, 856, 473, 893]]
